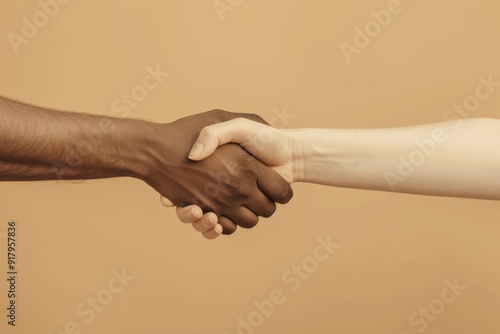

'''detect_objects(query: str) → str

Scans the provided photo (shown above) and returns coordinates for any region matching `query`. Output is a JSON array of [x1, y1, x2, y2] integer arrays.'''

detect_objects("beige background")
[[1, 1, 500, 333]]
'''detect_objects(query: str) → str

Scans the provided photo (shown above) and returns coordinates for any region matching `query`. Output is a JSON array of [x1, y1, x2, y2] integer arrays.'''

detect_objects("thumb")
[[188, 118, 266, 161]]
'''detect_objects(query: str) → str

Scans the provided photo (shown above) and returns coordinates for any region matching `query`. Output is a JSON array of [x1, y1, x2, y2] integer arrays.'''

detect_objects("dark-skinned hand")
[[141, 110, 293, 234]]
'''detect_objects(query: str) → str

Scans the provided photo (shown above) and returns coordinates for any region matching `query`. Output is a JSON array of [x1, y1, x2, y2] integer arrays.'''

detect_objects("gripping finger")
[[175, 205, 203, 224], [255, 163, 293, 204]]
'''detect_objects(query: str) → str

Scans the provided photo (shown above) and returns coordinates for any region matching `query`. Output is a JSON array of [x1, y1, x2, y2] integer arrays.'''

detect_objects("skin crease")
[[0, 96, 293, 234], [161, 117, 500, 239]]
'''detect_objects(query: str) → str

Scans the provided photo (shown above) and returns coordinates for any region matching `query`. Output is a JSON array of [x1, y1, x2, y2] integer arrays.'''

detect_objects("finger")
[[218, 216, 238, 235], [192, 212, 218, 233], [244, 191, 277, 218], [254, 163, 294, 204], [175, 205, 203, 224], [226, 206, 260, 230], [160, 195, 175, 207], [201, 225, 223, 240], [188, 118, 269, 161]]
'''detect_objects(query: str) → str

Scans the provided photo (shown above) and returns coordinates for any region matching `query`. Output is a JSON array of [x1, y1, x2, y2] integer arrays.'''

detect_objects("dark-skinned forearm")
[[0, 95, 149, 181]]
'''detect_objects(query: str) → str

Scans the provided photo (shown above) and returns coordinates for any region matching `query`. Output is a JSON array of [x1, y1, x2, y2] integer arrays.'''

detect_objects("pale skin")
[[161, 117, 500, 239]]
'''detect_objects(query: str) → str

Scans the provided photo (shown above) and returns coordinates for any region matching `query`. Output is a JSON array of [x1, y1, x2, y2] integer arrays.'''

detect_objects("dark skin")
[[0, 96, 293, 234]]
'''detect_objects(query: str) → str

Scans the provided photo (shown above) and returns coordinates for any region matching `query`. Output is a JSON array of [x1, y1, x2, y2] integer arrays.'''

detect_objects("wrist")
[[109, 118, 163, 181], [289, 128, 344, 185], [284, 129, 307, 183]]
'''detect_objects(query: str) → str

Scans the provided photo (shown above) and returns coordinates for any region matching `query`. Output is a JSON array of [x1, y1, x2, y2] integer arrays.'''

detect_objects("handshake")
[[143, 110, 299, 239], [0, 96, 296, 236], [2, 95, 498, 236]]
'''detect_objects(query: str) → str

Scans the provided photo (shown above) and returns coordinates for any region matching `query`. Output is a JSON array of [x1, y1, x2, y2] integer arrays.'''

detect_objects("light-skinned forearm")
[[292, 118, 500, 199]]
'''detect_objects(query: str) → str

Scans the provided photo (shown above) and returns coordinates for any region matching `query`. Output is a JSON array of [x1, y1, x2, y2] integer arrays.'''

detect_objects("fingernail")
[[192, 207, 202, 219], [188, 142, 204, 159], [214, 224, 223, 235]]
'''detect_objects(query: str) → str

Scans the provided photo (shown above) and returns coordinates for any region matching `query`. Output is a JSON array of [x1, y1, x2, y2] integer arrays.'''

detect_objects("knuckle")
[[234, 117, 248, 127], [233, 183, 251, 197], [242, 168, 256, 180], [202, 216, 214, 228], [200, 126, 215, 138]]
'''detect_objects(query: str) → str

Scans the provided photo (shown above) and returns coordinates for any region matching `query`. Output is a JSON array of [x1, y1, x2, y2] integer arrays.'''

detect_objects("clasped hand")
[[158, 116, 299, 239], [146, 111, 294, 236]]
